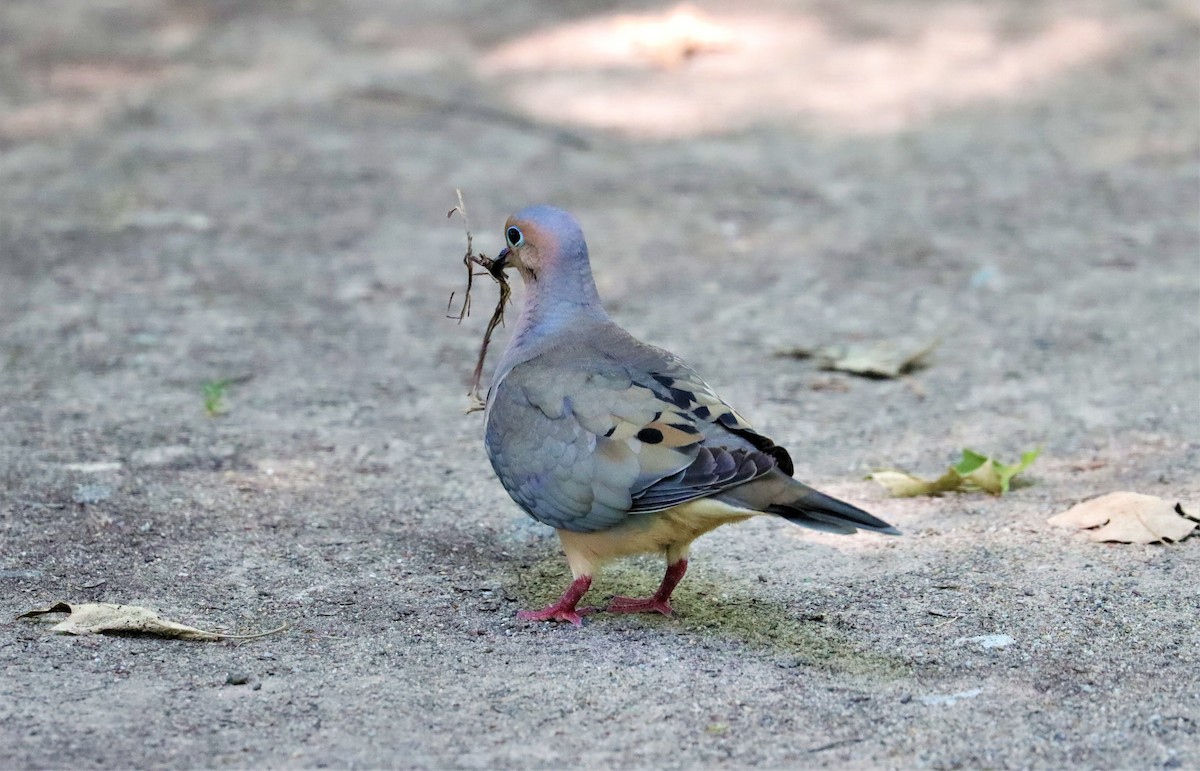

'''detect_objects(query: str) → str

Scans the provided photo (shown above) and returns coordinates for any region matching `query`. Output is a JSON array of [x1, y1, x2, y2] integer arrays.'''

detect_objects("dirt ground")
[[1, 1, 1198, 768]]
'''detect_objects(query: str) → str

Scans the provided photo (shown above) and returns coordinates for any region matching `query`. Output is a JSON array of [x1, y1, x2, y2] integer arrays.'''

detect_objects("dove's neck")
[[497, 255, 609, 376]]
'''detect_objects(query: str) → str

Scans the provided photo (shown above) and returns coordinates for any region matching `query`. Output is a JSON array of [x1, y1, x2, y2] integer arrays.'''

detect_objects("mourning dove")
[[484, 205, 899, 624]]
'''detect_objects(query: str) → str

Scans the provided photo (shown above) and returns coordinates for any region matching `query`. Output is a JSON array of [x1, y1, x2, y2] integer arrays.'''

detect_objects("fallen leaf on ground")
[[870, 448, 1041, 497], [17, 602, 285, 641], [1047, 492, 1197, 544], [778, 338, 939, 379], [869, 469, 963, 497]]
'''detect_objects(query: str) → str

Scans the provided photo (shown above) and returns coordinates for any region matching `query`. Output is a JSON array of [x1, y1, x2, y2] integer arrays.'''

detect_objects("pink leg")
[[608, 559, 688, 616], [516, 576, 596, 626]]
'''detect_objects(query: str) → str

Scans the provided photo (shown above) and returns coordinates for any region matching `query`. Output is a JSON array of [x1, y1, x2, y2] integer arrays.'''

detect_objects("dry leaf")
[[868, 469, 962, 497], [778, 338, 938, 379], [1048, 492, 1197, 544], [17, 602, 285, 641]]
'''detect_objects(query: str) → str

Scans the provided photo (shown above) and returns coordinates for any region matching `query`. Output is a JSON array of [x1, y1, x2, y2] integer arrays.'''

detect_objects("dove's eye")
[[506, 226, 524, 248]]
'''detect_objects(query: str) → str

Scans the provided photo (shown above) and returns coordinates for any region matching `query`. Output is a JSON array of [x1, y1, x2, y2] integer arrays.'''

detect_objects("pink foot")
[[516, 575, 593, 626], [516, 604, 597, 626], [606, 558, 688, 617], [607, 595, 672, 615]]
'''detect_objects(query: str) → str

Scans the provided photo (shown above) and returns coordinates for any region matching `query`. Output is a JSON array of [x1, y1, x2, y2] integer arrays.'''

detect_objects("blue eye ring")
[[506, 226, 524, 247]]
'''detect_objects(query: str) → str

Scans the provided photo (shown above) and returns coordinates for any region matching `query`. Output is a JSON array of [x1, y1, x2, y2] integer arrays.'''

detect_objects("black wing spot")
[[648, 374, 695, 406], [636, 427, 664, 444], [692, 404, 711, 420], [767, 446, 794, 476], [667, 422, 700, 435], [714, 411, 795, 475], [603, 426, 616, 437], [666, 386, 695, 407]]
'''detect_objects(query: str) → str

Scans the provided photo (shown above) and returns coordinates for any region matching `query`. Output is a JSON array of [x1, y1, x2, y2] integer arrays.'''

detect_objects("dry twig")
[[447, 189, 511, 412]]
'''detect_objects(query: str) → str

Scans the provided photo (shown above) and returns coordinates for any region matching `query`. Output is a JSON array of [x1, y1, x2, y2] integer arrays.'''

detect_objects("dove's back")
[[484, 319, 897, 538]]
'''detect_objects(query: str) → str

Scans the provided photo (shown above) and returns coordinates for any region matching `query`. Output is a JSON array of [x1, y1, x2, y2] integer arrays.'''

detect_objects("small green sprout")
[[202, 379, 233, 417]]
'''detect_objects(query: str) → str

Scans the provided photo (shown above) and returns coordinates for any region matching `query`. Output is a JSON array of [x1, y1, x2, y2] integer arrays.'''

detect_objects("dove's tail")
[[768, 487, 901, 536], [718, 472, 900, 536]]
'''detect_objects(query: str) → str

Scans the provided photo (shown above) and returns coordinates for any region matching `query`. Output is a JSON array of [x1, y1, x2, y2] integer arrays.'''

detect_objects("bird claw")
[[516, 605, 597, 626], [607, 595, 673, 616]]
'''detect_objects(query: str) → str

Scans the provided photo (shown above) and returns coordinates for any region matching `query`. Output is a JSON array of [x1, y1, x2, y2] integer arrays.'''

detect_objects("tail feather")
[[768, 487, 901, 536], [717, 470, 900, 536]]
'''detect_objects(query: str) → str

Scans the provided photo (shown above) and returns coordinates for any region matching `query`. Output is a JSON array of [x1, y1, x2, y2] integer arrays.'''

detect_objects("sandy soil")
[[1, 1, 1198, 768]]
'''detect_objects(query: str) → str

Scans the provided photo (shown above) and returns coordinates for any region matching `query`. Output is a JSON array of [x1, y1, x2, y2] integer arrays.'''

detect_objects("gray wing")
[[484, 329, 792, 533]]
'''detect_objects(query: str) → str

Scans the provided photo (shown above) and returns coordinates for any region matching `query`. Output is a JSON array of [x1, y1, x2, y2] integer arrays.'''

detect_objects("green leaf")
[[870, 448, 1042, 497], [952, 449, 990, 475], [999, 448, 1042, 493], [950, 450, 997, 493]]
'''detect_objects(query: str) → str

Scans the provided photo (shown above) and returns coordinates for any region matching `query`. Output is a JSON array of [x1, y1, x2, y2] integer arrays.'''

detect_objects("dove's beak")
[[492, 246, 510, 274]]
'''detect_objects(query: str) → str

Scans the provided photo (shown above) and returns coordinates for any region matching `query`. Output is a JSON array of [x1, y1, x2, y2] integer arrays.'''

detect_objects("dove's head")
[[494, 204, 604, 309], [494, 205, 592, 284], [493, 205, 607, 343]]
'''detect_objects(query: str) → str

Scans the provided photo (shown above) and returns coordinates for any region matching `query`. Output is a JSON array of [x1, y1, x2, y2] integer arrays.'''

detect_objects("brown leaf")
[[17, 602, 286, 641], [1048, 492, 1197, 544], [868, 469, 962, 497], [778, 338, 939, 379]]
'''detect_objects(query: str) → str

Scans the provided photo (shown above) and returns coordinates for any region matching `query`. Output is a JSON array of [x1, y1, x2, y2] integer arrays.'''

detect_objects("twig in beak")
[[447, 189, 511, 412]]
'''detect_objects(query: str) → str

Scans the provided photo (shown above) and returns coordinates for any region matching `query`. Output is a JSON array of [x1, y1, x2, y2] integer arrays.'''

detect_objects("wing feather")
[[484, 333, 790, 532]]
